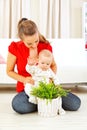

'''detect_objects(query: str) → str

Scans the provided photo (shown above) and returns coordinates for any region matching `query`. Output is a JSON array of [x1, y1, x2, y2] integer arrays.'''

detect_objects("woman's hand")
[[24, 77, 34, 85]]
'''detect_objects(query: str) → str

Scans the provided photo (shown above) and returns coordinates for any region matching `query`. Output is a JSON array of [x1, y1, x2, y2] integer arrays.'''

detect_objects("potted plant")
[[31, 81, 69, 117]]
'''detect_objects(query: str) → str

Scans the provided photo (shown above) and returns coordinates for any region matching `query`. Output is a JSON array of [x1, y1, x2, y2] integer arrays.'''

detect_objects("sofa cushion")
[[0, 38, 87, 85], [0, 54, 6, 64]]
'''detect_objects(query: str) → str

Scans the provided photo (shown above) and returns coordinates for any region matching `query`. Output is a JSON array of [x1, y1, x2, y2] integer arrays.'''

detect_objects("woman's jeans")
[[12, 91, 81, 114]]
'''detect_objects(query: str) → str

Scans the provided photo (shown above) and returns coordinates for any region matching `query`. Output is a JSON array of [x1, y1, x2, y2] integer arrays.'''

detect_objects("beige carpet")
[[0, 85, 87, 130]]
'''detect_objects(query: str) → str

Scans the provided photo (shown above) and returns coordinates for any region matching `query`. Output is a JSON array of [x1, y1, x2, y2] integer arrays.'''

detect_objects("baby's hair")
[[39, 49, 53, 59]]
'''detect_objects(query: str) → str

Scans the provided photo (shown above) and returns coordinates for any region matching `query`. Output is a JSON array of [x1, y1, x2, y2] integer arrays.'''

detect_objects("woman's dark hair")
[[18, 18, 28, 25]]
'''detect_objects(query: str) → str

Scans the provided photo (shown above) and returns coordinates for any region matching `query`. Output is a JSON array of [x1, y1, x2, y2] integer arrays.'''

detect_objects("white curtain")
[[0, 0, 31, 38], [60, 0, 70, 38], [39, 0, 60, 38], [39, 0, 70, 38], [0, 0, 70, 38], [0, 0, 10, 38]]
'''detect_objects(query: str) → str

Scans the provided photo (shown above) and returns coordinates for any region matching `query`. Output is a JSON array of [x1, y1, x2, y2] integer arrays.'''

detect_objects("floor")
[[0, 85, 87, 130]]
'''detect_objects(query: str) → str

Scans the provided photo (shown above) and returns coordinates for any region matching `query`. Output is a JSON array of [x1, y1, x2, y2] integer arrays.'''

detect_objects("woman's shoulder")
[[38, 42, 52, 53], [9, 40, 24, 48], [8, 40, 28, 51], [8, 40, 27, 56]]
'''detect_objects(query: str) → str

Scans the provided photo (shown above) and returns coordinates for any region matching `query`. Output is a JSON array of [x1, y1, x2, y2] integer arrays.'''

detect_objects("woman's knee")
[[12, 92, 37, 114], [62, 92, 81, 111], [12, 93, 25, 114]]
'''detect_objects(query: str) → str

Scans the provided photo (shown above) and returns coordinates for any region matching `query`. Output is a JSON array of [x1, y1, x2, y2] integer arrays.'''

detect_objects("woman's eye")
[[35, 40, 39, 43]]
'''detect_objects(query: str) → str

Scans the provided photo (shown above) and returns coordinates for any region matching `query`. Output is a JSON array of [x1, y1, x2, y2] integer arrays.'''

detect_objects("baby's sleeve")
[[50, 69, 60, 85], [26, 64, 35, 75]]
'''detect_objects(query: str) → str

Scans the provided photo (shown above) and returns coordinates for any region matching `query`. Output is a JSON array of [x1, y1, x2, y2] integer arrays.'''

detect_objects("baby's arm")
[[26, 64, 35, 75], [27, 56, 38, 65], [26, 56, 38, 75], [49, 69, 60, 85]]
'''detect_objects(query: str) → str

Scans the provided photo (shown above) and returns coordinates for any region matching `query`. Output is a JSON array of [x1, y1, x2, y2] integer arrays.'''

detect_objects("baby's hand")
[[27, 57, 38, 65], [24, 77, 34, 85]]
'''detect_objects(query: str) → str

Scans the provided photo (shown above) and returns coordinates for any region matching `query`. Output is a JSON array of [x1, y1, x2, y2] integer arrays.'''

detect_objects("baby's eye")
[[41, 62, 44, 64]]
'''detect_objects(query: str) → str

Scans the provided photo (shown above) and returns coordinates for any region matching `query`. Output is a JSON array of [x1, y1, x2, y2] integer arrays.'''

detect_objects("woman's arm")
[[50, 57, 57, 74], [6, 52, 34, 84]]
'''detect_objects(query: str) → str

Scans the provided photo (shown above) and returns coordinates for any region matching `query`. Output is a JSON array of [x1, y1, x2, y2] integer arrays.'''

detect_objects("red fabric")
[[8, 41, 52, 92], [85, 43, 87, 49]]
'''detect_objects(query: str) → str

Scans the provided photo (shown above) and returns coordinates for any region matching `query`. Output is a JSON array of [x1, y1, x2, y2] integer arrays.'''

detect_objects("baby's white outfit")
[[24, 64, 65, 115]]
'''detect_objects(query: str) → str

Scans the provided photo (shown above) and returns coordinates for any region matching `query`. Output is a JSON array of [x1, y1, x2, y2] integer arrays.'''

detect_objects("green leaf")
[[30, 81, 70, 100]]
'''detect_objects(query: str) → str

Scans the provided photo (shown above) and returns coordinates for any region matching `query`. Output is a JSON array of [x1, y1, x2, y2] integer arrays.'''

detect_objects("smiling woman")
[[6, 18, 81, 115]]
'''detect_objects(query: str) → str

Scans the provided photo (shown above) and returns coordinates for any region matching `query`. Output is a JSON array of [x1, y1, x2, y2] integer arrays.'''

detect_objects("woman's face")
[[23, 32, 39, 48]]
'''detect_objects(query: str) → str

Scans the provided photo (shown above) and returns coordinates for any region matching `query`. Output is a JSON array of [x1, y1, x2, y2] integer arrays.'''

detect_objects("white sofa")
[[0, 38, 87, 86]]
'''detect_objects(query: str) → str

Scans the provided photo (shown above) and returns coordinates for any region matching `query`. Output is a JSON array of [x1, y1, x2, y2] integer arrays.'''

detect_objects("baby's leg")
[[24, 83, 37, 104], [58, 97, 66, 115], [58, 107, 66, 115], [24, 83, 32, 96]]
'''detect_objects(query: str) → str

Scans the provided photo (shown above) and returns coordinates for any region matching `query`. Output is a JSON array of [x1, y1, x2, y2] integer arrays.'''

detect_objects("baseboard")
[[0, 84, 16, 91]]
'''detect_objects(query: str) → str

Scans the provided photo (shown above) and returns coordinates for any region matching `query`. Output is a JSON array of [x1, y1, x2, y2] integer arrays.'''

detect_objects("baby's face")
[[38, 55, 52, 71]]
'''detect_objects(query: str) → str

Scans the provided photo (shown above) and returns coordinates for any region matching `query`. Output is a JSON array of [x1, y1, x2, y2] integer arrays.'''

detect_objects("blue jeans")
[[12, 91, 81, 114], [62, 92, 81, 111], [12, 91, 37, 114]]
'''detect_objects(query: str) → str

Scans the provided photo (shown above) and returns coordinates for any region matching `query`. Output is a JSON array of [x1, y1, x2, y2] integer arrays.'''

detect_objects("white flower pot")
[[37, 97, 62, 117]]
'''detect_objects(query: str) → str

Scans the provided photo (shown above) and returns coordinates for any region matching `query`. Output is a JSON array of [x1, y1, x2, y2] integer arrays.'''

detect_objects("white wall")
[[70, 0, 87, 38]]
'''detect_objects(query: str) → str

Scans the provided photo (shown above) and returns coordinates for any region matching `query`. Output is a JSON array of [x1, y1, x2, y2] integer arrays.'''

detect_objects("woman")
[[6, 18, 81, 114]]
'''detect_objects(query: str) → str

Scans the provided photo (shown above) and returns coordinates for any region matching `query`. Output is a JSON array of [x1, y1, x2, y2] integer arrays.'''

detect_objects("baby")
[[24, 49, 65, 115]]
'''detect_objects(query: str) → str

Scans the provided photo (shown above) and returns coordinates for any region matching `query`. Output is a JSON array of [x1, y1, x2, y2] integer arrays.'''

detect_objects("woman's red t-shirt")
[[8, 41, 52, 92]]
